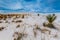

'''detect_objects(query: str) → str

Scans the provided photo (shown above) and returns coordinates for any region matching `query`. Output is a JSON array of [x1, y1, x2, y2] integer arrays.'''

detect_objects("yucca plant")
[[46, 14, 56, 23], [43, 14, 57, 29]]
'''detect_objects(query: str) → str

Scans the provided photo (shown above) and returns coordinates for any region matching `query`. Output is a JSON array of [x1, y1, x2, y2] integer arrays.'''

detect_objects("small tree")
[[43, 14, 57, 29]]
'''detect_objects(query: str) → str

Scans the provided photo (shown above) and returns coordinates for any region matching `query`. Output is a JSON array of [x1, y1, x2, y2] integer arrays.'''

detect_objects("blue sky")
[[0, 0, 60, 13]]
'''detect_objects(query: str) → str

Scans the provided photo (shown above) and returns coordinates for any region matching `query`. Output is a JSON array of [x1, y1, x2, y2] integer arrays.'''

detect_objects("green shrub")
[[43, 14, 57, 29]]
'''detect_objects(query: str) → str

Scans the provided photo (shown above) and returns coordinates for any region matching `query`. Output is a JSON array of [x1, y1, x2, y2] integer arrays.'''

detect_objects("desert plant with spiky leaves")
[[47, 14, 56, 23], [43, 14, 57, 29]]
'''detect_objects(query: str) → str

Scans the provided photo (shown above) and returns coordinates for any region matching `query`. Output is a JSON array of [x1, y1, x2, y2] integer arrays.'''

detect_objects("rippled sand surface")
[[0, 13, 60, 40]]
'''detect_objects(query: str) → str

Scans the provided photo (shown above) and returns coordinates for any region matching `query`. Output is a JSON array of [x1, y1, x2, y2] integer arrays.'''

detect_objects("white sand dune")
[[0, 13, 60, 40]]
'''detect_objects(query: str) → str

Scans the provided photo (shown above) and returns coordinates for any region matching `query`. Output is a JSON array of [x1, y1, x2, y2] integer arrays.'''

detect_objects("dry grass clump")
[[0, 21, 2, 23], [0, 15, 7, 20], [0, 15, 3, 20], [41, 28, 51, 34], [12, 20, 22, 23], [34, 24, 41, 31], [13, 32, 27, 40], [15, 20, 22, 23], [33, 24, 51, 37], [33, 24, 41, 37], [16, 25, 20, 28], [3, 15, 7, 20], [0, 14, 27, 21], [5, 20, 10, 23], [22, 15, 24, 18], [0, 27, 5, 31]]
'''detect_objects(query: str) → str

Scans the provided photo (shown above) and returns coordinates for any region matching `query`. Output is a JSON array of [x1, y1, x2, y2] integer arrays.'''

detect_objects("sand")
[[0, 13, 60, 40]]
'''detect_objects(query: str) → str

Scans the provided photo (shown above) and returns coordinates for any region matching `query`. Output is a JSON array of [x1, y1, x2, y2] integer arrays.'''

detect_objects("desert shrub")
[[43, 14, 56, 29]]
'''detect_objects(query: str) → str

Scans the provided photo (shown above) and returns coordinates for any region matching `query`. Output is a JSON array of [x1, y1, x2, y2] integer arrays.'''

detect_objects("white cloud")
[[0, 0, 59, 13], [7, 2, 23, 10]]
